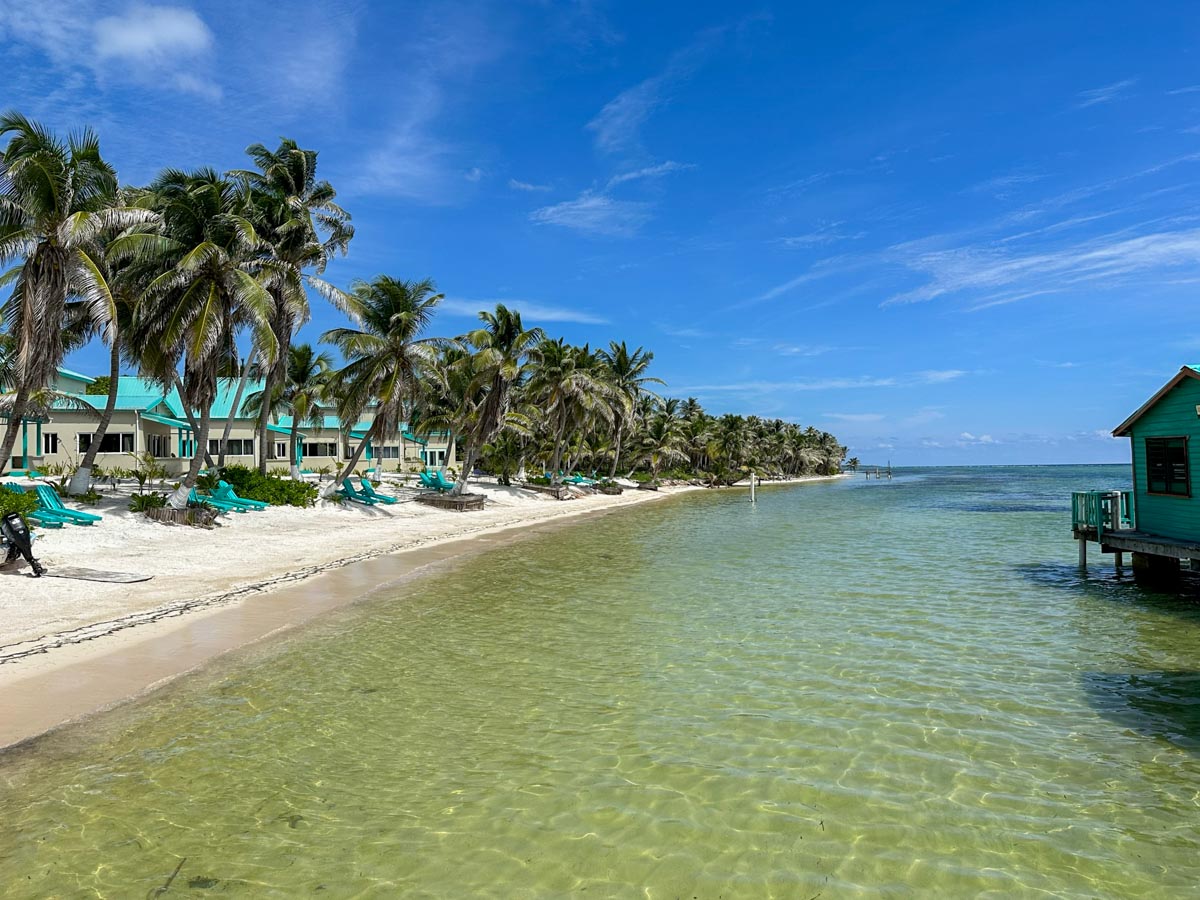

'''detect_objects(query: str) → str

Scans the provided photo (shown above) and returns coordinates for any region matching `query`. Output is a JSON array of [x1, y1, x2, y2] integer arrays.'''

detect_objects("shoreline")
[[0, 474, 846, 751]]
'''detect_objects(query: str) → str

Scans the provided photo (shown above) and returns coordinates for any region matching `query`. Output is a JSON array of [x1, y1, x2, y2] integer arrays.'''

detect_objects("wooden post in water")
[[750, 473, 756, 503], [1078, 537, 1087, 568]]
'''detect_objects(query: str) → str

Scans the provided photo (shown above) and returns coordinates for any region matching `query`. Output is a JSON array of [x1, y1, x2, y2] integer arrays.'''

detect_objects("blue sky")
[[2, 0, 1198, 464]]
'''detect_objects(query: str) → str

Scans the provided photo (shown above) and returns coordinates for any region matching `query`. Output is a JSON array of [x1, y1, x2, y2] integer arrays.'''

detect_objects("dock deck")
[[1071, 490, 1200, 569]]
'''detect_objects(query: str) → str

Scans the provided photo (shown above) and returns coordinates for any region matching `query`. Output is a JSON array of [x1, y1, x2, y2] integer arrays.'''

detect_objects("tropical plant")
[[525, 339, 614, 485], [0, 114, 150, 473], [319, 275, 442, 497], [243, 342, 333, 478], [128, 491, 167, 512]]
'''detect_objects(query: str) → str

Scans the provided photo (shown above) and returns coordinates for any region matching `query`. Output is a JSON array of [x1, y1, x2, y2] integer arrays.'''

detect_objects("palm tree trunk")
[[289, 418, 301, 480], [451, 443, 478, 495], [168, 407, 212, 509], [171, 374, 215, 469], [219, 350, 256, 469], [0, 384, 31, 475], [550, 413, 567, 485], [321, 420, 378, 498], [68, 338, 121, 495], [257, 364, 277, 476], [608, 421, 623, 478]]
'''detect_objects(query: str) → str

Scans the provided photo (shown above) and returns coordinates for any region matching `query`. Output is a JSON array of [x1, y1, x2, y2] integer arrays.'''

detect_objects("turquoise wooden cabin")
[[1072, 365, 1200, 575]]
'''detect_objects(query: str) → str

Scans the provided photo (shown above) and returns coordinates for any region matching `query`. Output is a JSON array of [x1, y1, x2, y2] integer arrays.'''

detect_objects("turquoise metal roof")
[[57, 367, 96, 384], [142, 412, 192, 429]]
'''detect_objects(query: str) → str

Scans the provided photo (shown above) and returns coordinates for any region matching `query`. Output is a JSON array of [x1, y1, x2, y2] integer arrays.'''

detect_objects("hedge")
[[220, 465, 317, 508]]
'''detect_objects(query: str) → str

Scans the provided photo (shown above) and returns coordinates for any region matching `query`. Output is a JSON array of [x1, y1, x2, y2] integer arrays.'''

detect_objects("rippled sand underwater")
[[2, 466, 1199, 897]]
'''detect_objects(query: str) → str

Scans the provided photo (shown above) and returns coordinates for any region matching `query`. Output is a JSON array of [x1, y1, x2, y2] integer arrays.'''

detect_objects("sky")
[[1, 0, 1198, 465]]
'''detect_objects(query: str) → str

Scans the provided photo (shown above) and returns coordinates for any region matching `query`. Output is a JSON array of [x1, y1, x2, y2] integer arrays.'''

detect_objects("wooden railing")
[[1071, 490, 1134, 539]]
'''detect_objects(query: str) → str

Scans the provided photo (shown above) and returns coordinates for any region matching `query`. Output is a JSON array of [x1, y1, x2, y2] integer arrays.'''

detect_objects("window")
[[376, 445, 401, 459], [208, 439, 254, 456], [78, 432, 134, 453], [302, 441, 338, 458], [274, 442, 288, 459], [41, 433, 59, 454], [147, 434, 172, 458], [1146, 437, 1190, 496]]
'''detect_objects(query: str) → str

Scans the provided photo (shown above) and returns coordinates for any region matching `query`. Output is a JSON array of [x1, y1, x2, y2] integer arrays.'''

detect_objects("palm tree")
[[136, 168, 277, 509], [243, 343, 333, 478], [597, 341, 662, 478], [232, 139, 353, 475], [639, 413, 687, 483], [525, 339, 614, 485], [320, 276, 442, 497], [447, 304, 543, 494], [0, 113, 149, 473], [64, 189, 166, 494]]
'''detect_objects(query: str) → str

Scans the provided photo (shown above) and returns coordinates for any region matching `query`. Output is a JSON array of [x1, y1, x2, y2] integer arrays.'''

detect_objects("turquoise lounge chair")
[[35, 485, 103, 524], [430, 470, 457, 491], [2, 485, 64, 528], [338, 478, 379, 505], [417, 471, 446, 493], [357, 477, 398, 504], [214, 481, 269, 510], [4, 483, 77, 526], [188, 488, 245, 513]]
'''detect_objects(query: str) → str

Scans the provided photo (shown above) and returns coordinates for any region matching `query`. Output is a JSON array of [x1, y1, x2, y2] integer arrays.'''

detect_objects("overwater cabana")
[[1072, 365, 1200, 576]]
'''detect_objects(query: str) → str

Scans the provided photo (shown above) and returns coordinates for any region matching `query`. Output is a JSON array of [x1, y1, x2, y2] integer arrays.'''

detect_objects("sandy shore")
[[0, 473, 847, 749]]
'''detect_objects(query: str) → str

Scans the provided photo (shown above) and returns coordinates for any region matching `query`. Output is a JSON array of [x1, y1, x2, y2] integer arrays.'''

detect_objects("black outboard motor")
[[1, 512, 44, 577]]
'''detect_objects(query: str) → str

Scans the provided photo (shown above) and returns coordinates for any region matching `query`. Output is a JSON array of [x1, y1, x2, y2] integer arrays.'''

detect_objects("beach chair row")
[[2, 483, 103, 528]]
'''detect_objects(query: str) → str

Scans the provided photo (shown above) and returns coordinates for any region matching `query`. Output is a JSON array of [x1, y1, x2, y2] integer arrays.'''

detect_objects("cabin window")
[[375, 445, 401, 459], [208, 438, 254, 456], [1146, 437, 1190, 496], [147, 434, 172, 458], [78, 432, 134, 453], [273, 441, 288, 459], [302, 441, 338, 458], [41, 433, 59, 454]]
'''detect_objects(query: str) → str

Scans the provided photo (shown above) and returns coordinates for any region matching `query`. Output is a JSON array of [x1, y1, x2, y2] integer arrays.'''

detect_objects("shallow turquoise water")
[[3, 466, 1200, 897]]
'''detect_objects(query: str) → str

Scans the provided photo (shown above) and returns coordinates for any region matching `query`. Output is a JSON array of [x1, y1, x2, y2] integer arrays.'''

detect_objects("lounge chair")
[[357, 477, 398, 504], [338, 478, 380, 505], [430, 470, 457, 491], [35, 485, 103, 524], [2, 485, 65, 528], [214, 481, 269, 510], [187, 488, 246, 513], [418, 471, 447, 493]]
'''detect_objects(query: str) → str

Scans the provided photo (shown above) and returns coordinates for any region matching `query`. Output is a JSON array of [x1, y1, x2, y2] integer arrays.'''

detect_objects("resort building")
[[1072, 365, 1200, 574], [3, 368, 454, 475]]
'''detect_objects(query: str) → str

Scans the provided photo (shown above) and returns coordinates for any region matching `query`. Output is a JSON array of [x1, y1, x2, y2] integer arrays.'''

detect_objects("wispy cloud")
[[606, 160, 695, 188], [1167, 84, 1200, 95], [677, 369, 967, 393], [825, 412, 885, 422], [776, 221, 864, 248], [586, 28, 724, 155], [1075, 78, 1137, 108], [508, 178, 551, 192], [530, 192, 652, 237], [440, 298, 608, 325], [966, 171, 1048, 199], [886, 226, 1200, 306]]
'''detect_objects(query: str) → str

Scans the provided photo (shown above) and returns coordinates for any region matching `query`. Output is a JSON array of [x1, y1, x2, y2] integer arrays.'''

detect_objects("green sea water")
[[3, 466, 1200, 898]]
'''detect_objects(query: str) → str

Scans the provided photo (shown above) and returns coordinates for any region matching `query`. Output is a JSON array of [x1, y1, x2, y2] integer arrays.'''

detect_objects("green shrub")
[[0, 488, 38, 523], [71, 489, 102, 505], [526, 475, 551, 486], [129, 492, 168, 512], [221, 465, 317, 508]]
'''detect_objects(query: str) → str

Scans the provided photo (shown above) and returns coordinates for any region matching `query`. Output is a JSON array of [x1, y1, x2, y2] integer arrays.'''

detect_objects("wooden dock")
[[1071, 490, 1196, 575]]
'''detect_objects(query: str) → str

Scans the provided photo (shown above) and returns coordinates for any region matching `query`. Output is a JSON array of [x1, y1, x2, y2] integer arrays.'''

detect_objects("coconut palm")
[[135, 168, 277, 509], [597, 341, 662, 478], [639, 412, 687, 483], [525, 339, 614, 484], [242, 343, 333, 478], [446, 304, 543, 494], [0, 113, 150, 473], [231, 139, 353, 474], [320, 275, 442, 496]]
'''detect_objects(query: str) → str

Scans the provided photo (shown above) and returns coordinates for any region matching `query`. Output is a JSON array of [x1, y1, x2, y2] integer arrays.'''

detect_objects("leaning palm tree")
[[597, 341, 662, 478], [231, 139, 353, 474], [243, 343, 333, 478], [525, 339, 614, 485], [320, 275, 442, 498], [0, 113, 150, 473], [447, 304, 543, 494], [135, 168, 277, 509], [640, 413, 688, 483]]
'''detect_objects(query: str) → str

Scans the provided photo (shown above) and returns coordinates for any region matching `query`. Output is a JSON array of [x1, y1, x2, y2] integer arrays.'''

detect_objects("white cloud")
[[530, 192, 651, 237], [439, 298, 608, 325], [958, 432, 999, 445], [1076, 78, 1137, 109], [0, 1, 220, 98], [677, 369, 967, 394], [1168, 84, 1200, 95], [508, 178, 551, 192], [776, 221, 864, 248], [94, 5, 211, 63], [773, 343, 834, 357], [606, 160, 694, 188], [464, 167, 485, 182]]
